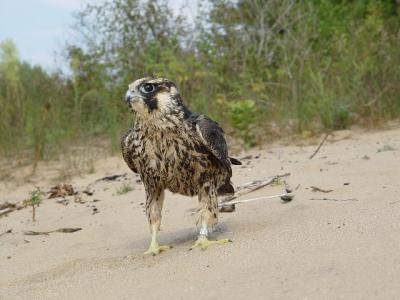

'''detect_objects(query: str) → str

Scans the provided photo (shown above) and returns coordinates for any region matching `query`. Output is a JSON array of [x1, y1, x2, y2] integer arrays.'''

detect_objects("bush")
[[227, 100, 257, 148]]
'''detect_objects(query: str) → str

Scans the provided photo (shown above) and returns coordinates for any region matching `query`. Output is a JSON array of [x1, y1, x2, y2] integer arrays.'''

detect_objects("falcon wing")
[[121, 128, 138, 173], [191, 114, 232, 173]]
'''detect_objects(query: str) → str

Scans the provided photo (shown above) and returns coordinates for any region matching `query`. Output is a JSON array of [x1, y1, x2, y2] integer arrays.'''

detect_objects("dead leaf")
[[48, 184, 75, 199]]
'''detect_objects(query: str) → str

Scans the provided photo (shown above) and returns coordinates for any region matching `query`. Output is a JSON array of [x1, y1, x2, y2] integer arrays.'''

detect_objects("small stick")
[[223, 173, 291, 202], [0, 208, 13, 217], [239, 173, 291, 188], [310, 186, 333, 193], [219, 192, 294, 207], [309, 198, 358, 202], [96, 174, 126, 182], [187, 174, 295, 214], [24, 228, 82, 236], [309, 133, 329, 159], [0, 229, 12, 237], [24, 230, 50, 236]]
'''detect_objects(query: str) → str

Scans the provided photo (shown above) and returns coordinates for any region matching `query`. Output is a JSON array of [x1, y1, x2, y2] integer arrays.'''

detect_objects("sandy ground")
[[1, 126, 400, 300]]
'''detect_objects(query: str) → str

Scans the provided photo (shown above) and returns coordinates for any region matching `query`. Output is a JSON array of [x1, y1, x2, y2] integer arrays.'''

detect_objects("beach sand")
[[1, 126, 399, 299]]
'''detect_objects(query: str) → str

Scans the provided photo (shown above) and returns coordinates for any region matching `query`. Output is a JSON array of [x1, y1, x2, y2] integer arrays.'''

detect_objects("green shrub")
[[227, 100, 257, 148]]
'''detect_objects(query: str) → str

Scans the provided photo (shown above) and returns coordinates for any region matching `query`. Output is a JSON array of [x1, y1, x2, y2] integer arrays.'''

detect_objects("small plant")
[[116, 183, 133, 195], [23, 187, 45, 222]]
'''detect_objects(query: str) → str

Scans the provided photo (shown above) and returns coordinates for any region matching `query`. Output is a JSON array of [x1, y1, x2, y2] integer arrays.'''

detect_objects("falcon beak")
[[124, 90, 133, 103], [125, 90, 142, 105]]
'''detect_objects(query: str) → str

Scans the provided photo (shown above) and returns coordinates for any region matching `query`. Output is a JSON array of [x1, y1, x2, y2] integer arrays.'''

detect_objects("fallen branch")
[[309, 134, 329, 159], [219, 192, 294, 207], [0, 208, 13, 217], [96, 174, 127, 182], [0, 202, 22, 217], [0, 229, 12, 237], [0, 202, 17, 210], [309, 198, 358, 202], [82, 173, 139, 197], [310, 186, 333, 193], [24, 228, 82, 236], [216, 173, 295, 212], [221, 173, 291, 203]]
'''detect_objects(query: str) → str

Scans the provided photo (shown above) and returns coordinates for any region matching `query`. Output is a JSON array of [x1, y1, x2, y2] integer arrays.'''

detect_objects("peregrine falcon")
[[121, 77, 241, 255]]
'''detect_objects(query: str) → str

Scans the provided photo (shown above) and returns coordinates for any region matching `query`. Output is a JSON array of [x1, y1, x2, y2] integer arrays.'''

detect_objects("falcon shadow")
[[130, 222, 232, 251], [166, 222, 231, 246]]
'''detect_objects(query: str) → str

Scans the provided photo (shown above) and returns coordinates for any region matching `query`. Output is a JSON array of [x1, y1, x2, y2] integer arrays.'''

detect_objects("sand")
[[1, 126, 400, 300]]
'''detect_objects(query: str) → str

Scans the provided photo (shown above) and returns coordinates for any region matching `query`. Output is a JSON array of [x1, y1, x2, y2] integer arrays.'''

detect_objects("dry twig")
[[220, 192, 294, 207], [218, 173, 295, 209], [221, 173, 291, 203], [97, 174, 127, 182], [309, 133, 329, 159], [310, 186, 333, 193], [0, 202, 22, 217], [0, 229, 12, 237], [309, 198, 358, 202], [186, 173, 294, 214], [0, 208, 13, 217], [24, 228, 82, 236]]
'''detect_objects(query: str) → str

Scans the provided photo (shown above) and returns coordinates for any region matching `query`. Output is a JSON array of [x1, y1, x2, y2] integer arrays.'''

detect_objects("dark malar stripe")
[[144, 97, 158, 112]]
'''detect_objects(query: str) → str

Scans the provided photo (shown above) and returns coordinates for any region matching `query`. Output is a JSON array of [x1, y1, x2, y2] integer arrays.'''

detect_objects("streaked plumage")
[[121, 77, 240, 255]]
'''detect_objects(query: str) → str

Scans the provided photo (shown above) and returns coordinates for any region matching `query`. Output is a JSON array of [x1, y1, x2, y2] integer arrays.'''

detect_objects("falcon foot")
[[190, 235, 232, 251], [144, 242, 172, 256]]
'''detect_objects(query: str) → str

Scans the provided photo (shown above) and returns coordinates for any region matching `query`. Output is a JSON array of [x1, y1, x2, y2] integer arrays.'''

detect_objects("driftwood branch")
[[218, 173, 295, 209], [0, 202, 23, 217], [0, 208, 13, 217], [309, 134, 329, 159], [219, 192, 294, 207], [185, 173, 295, 214], [24, 228, 82, 236], [221, 173, 291, 203]]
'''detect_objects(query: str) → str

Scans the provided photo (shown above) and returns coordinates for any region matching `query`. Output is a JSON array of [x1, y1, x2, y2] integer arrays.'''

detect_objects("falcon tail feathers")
[[217, 180, 235, 196], [229, 157, 242, 165], [218, 180, 236, 212]]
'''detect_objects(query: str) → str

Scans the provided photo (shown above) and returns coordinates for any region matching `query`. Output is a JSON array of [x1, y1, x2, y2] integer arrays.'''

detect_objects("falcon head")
[[124, 77, 185, 118]]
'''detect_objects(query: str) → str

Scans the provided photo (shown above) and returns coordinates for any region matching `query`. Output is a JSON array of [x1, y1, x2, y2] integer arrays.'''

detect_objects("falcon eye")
[[140, 83, 155, 94]]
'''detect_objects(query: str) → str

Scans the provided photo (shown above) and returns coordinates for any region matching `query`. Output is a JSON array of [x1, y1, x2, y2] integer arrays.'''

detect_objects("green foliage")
[[227, 100, 257, 147], [25, 188, 44, 206], [0, 41, 74, 160], [1, 0, 400, 161], [23, 187, 45, 222]]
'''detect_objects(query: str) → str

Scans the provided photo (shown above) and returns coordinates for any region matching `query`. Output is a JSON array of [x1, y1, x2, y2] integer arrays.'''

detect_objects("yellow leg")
[[190, 234, 231, 251], [144, 241, 171, 256], [192, 186, 231, 250], [144, 225, 171, 256]]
